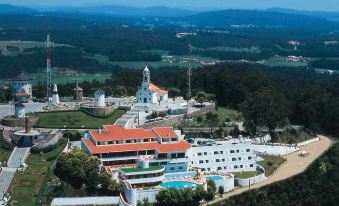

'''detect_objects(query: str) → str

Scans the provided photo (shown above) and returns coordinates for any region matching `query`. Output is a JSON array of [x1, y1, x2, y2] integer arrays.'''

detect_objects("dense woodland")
[[2, 14, 339, 78]]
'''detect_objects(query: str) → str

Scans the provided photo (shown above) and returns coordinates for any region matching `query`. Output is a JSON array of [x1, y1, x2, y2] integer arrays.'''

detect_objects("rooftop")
[[149, 83, 168, 95], [120, 165, 163, 173], [90, 125, 177, 141], [82, 138, 191, 154]]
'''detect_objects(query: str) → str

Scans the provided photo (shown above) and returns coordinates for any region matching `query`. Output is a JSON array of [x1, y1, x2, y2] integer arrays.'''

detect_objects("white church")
[[136, 66, 168, 104]]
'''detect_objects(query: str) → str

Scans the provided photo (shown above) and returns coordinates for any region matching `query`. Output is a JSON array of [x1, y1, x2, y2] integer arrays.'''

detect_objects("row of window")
[[96, 137, 177, 145], [200, 164, 254, 172], [196, 148, 251, 156], [194, 156, 253, 164]]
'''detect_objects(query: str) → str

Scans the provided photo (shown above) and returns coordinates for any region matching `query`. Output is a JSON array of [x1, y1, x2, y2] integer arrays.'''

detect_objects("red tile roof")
[[82, 138, 191, 154], [149, 83, 168, 95], [90, 125, 177, 141]]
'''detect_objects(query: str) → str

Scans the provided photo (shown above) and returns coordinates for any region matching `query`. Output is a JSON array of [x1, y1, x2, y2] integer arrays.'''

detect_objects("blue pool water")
[[160, 181, 198, 189], [206, 175, 223, 181]]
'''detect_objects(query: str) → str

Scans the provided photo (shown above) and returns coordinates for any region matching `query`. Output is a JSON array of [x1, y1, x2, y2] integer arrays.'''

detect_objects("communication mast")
[[46, 30, 53, 100], [187, 39, 193, 101]]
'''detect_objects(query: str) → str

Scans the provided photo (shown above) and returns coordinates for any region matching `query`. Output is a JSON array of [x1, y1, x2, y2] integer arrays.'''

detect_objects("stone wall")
[[1, 116, 38, 128], [80, 105, 115, 117]]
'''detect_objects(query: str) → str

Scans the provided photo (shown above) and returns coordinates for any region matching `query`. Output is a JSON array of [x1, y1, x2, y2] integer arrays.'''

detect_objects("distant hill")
[[266, 8, 339, 22], [179, 9, 339, 30], [40, 5, 197, 18], [0, 4, 36, 14]]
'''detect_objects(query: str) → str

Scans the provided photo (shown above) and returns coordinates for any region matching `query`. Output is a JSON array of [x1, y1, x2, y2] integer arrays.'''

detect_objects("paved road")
[[0, 147, 30, 200], [0, 169, 16, 198], [7, 147, 30, 168], [204, 135, 333, 205]]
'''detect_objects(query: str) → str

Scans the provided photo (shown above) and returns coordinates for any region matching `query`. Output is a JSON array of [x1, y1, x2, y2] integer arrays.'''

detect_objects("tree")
[[114, 85, 127, 97], [230, 125, 240, 138], [240, 86, 290, 133], [54, 148, 100, 191], [150, 112, 158, 120], [207, 179, 216, 192], [218, 186, 224, 197], [205, 112, 219, 134], [194, 91, 209, 106], [205, 187, 215, 201], [158, 112, 166, 119]]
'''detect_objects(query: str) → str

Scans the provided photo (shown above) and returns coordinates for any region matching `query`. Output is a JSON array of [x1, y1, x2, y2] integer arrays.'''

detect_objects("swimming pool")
[[160, 181, 198, 189], [206, 175, 223, 181]]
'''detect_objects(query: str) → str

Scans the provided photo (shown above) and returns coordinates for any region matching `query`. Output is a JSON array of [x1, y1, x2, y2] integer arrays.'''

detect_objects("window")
[[236, 149, 240, 153], [216, 159, 220, 162], [170, 167, 175, 170], [199, 160, 204, 164], [198, 153, 202, 156], [246, 149, 250, 152], [171, 153, 177, 158], [238, 157, 241, 160], [224, 166, 227, 169], [250, 164, 254, 167], [240, 165, 243, 168], [204, 152, 207, 155], [232, 158, 236, 161], [230, 150, 235, 153], [205, 160, 209, 163], [248, 156, 252, 160], [178, 166, 183, 170], [234, 165, 238, 169], [214, 151, 219, 155], [222, 159, 225, 162], [220, 151, 223, 154]]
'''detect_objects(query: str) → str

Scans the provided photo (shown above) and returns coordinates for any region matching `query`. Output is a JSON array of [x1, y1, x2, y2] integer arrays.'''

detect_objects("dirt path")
[[204, 135, 334, 205]]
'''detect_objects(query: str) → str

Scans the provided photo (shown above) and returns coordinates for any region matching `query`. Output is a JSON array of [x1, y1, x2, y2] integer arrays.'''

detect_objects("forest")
[[2, 14, 339, 79]]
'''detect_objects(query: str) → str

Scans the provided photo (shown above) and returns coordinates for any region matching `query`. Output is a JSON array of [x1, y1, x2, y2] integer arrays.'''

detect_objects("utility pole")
[[75, 72, 79, 106]]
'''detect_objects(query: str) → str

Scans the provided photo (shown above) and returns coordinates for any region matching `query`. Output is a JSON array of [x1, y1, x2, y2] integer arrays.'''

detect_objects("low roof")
[[149, 83, 168, 95], [82, 138, 191, 154]]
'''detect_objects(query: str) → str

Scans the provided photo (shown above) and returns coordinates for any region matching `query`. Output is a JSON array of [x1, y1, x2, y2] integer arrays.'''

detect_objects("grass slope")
[[34, 108, 127, 129]]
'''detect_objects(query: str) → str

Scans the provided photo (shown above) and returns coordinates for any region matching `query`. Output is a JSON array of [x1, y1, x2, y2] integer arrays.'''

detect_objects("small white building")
[[11, 72, 32, 102], [15, 102, 25, 118], [136, 66, 168, 104], [94, 89, 105, 107]]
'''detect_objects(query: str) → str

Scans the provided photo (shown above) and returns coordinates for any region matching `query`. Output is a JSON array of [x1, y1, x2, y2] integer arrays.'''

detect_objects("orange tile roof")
[[153, 127, 177, 138], [149, 83, 168, 94], [82, 138, 191, 154], [90, 125, 177, 141]]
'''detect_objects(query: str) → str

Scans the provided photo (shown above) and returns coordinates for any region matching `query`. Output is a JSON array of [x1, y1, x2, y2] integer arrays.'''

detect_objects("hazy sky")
[[1, 0, 339, 11]]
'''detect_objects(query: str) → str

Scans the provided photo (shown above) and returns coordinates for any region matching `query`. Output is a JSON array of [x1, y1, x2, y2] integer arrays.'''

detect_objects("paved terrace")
[[203, 135, 333, 205]]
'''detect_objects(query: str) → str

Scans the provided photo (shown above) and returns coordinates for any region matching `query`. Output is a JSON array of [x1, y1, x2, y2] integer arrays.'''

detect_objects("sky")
[[1, 0, 339, 12]]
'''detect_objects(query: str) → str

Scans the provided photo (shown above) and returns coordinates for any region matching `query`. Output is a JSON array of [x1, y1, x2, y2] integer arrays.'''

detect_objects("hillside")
[[180, 9, 339, 30]]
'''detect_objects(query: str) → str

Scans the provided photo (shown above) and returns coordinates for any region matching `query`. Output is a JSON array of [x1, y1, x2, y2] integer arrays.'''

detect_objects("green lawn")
[[120, 165, 163, 173], [258, 155, 285, 176], [34, 108, 127, 129], [0, 148, 11, 162], [0, 132, 14, 162], [263, 60, 307, 67], [233, 170, 263, 179], [190, 107, 242, 127], [8, 139, 66, 206]]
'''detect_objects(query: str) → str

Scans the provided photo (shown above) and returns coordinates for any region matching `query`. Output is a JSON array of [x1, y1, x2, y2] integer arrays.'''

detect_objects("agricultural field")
[[0, 41, 68, 50], [193, 46, 261, 53], [83, 52, 219, 69], [34, 108, 128, 129]]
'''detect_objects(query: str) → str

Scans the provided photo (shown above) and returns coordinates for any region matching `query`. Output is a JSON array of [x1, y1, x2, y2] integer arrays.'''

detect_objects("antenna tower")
[[187, 38, 192, 101], [46, 30, 53, 100]]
